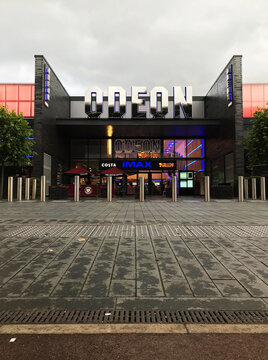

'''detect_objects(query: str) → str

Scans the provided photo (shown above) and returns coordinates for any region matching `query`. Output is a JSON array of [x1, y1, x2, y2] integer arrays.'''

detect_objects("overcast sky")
[[0, 0, 267, 96]]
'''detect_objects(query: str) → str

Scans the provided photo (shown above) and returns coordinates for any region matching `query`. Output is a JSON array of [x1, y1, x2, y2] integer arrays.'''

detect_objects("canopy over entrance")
[[101, 167, 128, 176], [65, 167, 93, 175]]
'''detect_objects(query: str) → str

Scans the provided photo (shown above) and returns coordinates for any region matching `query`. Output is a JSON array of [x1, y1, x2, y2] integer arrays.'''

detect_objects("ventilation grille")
[[0, 310, 267, 324]]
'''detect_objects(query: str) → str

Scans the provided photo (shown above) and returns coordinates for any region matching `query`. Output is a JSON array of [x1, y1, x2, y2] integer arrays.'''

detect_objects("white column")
[[260, 177, 266, 201], [139, 176, 144, 202], [74, 175, 80, 202], [244, 178, 248, 200], [107, 176, 112, 202], [205, 176, 210, 202], [41, 176, 46, 202], [172, 176, 177, 202], [238, 176, 244, 202], [25, 178, 30, 200], [32, 179, 36, 200], [252, 178, 257, 200], [8, 177, 13, 202], [17, 177, 22, 201]]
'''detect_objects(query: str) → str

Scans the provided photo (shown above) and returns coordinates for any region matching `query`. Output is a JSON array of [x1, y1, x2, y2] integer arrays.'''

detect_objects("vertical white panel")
[[43, 153, 51, 196]]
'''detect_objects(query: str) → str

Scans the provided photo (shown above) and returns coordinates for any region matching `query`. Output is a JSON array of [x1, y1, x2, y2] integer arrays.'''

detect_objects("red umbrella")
[[101, 167, 127, 176], [65, 167, 93, 176]]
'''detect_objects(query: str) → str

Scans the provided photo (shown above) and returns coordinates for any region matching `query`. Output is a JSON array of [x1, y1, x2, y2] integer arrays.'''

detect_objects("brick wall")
[[205, 56, 244, 181], [32, 55, 70, 183]]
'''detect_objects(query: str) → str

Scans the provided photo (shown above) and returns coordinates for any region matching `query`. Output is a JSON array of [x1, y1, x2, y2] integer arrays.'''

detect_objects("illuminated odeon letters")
[[85, 86, 192, 118], [131, 86, 147, 118], [108, 86, 126, 117], [150, 87, 168, 118], [114, 139, 161, 154], [173, 86, 192, 118], [85, 86, 103, 117]]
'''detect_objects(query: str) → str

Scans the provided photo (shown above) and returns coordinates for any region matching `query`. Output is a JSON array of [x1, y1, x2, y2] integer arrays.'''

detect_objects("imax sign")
[[85, 86, 192, 119], [123, 161, 152, 169], [100, 160, 175, 171]]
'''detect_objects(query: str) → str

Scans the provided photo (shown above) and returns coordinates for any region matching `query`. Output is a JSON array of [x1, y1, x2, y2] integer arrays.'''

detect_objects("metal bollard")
[[172, 175, 177, 202], [17, 177, 22, 201], [205, 176, 210, 202], [244, 178, 248, 200], [238, 176, 244, 202], [260, 177, 266, 201], [107, 176, 112, 202], [74, 175, 80, 202], [32, 179, 36, 200], [40, 175, 46, 202], [25, 178, 30, 200], [200, 173, 205, 195], [139, 176, 144, 202], [252, 178, 257, 200], [8, 177, 13, 202]]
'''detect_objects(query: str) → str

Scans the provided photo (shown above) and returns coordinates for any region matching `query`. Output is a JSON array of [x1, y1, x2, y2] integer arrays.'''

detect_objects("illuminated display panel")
[[184, 159, 205, 173], [179, 171, 194, 188], [164, 139, 205, 159], [163, 140, 175, 158], [243, 84, 268, 117], [0, 84, 35, 117]]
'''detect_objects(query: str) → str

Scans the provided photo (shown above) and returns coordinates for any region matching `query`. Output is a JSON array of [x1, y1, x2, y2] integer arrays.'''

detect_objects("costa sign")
[[85, 86, 192, 119]]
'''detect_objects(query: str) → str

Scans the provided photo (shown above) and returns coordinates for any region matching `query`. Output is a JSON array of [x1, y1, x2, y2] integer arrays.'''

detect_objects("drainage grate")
[[0, 310, 267, 324]]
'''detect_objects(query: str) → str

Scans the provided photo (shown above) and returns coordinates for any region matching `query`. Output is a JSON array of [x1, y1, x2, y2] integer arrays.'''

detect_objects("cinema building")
[[0, 55, 267, 197]]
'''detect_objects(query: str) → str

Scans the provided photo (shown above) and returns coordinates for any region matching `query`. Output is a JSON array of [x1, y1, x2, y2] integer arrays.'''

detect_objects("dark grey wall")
[[33, 55, 70, 183], [205, 55, 244, 180]]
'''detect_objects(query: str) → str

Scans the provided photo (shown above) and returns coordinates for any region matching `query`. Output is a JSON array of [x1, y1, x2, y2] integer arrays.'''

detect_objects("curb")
[[0, 324, 268, 334]]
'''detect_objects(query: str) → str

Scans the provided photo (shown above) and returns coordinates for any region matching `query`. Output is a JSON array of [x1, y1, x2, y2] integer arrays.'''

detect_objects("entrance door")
[[149, 172, 162, 195]]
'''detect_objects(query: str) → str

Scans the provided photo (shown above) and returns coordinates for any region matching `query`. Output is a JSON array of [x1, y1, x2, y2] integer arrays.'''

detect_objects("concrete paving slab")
[[0, 200, 268, 312]]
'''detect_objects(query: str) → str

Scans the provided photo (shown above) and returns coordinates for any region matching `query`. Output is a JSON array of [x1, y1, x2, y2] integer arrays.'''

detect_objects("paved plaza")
[[0, 199, 267, 311]]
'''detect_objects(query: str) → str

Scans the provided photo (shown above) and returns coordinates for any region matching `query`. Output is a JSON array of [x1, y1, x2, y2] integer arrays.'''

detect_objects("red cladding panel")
[[264, 84, 268, 100], [19, 85, 32, 100], [243, 84, 268, 117], [6, 101, 18, 113], [242, 85, 251, 101], [6, 85, 18, 101], [243, 101, 252, 117], [252, 85, 264, 101], [0, 85, 5, 100], [31, 102, 35, 117], [0, 84, 34, 117], [18, 102, 31, 117]]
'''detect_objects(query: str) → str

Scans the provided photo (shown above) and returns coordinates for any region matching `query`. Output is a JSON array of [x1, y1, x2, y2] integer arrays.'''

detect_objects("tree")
[[244, 106, 268, 169], [0, 106, 35, 198]]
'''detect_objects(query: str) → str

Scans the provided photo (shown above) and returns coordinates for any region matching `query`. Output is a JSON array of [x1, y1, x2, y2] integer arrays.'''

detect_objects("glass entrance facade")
[[70, 138, 205, 196]]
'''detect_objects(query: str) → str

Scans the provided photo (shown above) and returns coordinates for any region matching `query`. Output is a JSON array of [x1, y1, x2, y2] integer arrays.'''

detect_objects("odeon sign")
[[85, 86, 192, 118]]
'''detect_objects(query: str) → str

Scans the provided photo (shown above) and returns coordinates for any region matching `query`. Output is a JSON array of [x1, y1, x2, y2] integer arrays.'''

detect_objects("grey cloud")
[[0, 0, 267, 96]]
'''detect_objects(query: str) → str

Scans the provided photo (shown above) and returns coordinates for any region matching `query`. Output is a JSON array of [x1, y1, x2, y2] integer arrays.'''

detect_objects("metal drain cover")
[[0, 310, 267, 324]]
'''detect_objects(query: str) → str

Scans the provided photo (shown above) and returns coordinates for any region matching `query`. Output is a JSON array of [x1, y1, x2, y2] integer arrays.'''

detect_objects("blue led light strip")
[[187, 144, 202, 156], [201, 140, 205, 157], [185, 160, 197, 167], [185, 140, 194, 148]]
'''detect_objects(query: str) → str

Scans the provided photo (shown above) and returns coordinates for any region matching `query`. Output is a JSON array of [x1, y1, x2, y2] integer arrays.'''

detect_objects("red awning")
[[65, 167, 93, 175], [101, 167, 128, 176]]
